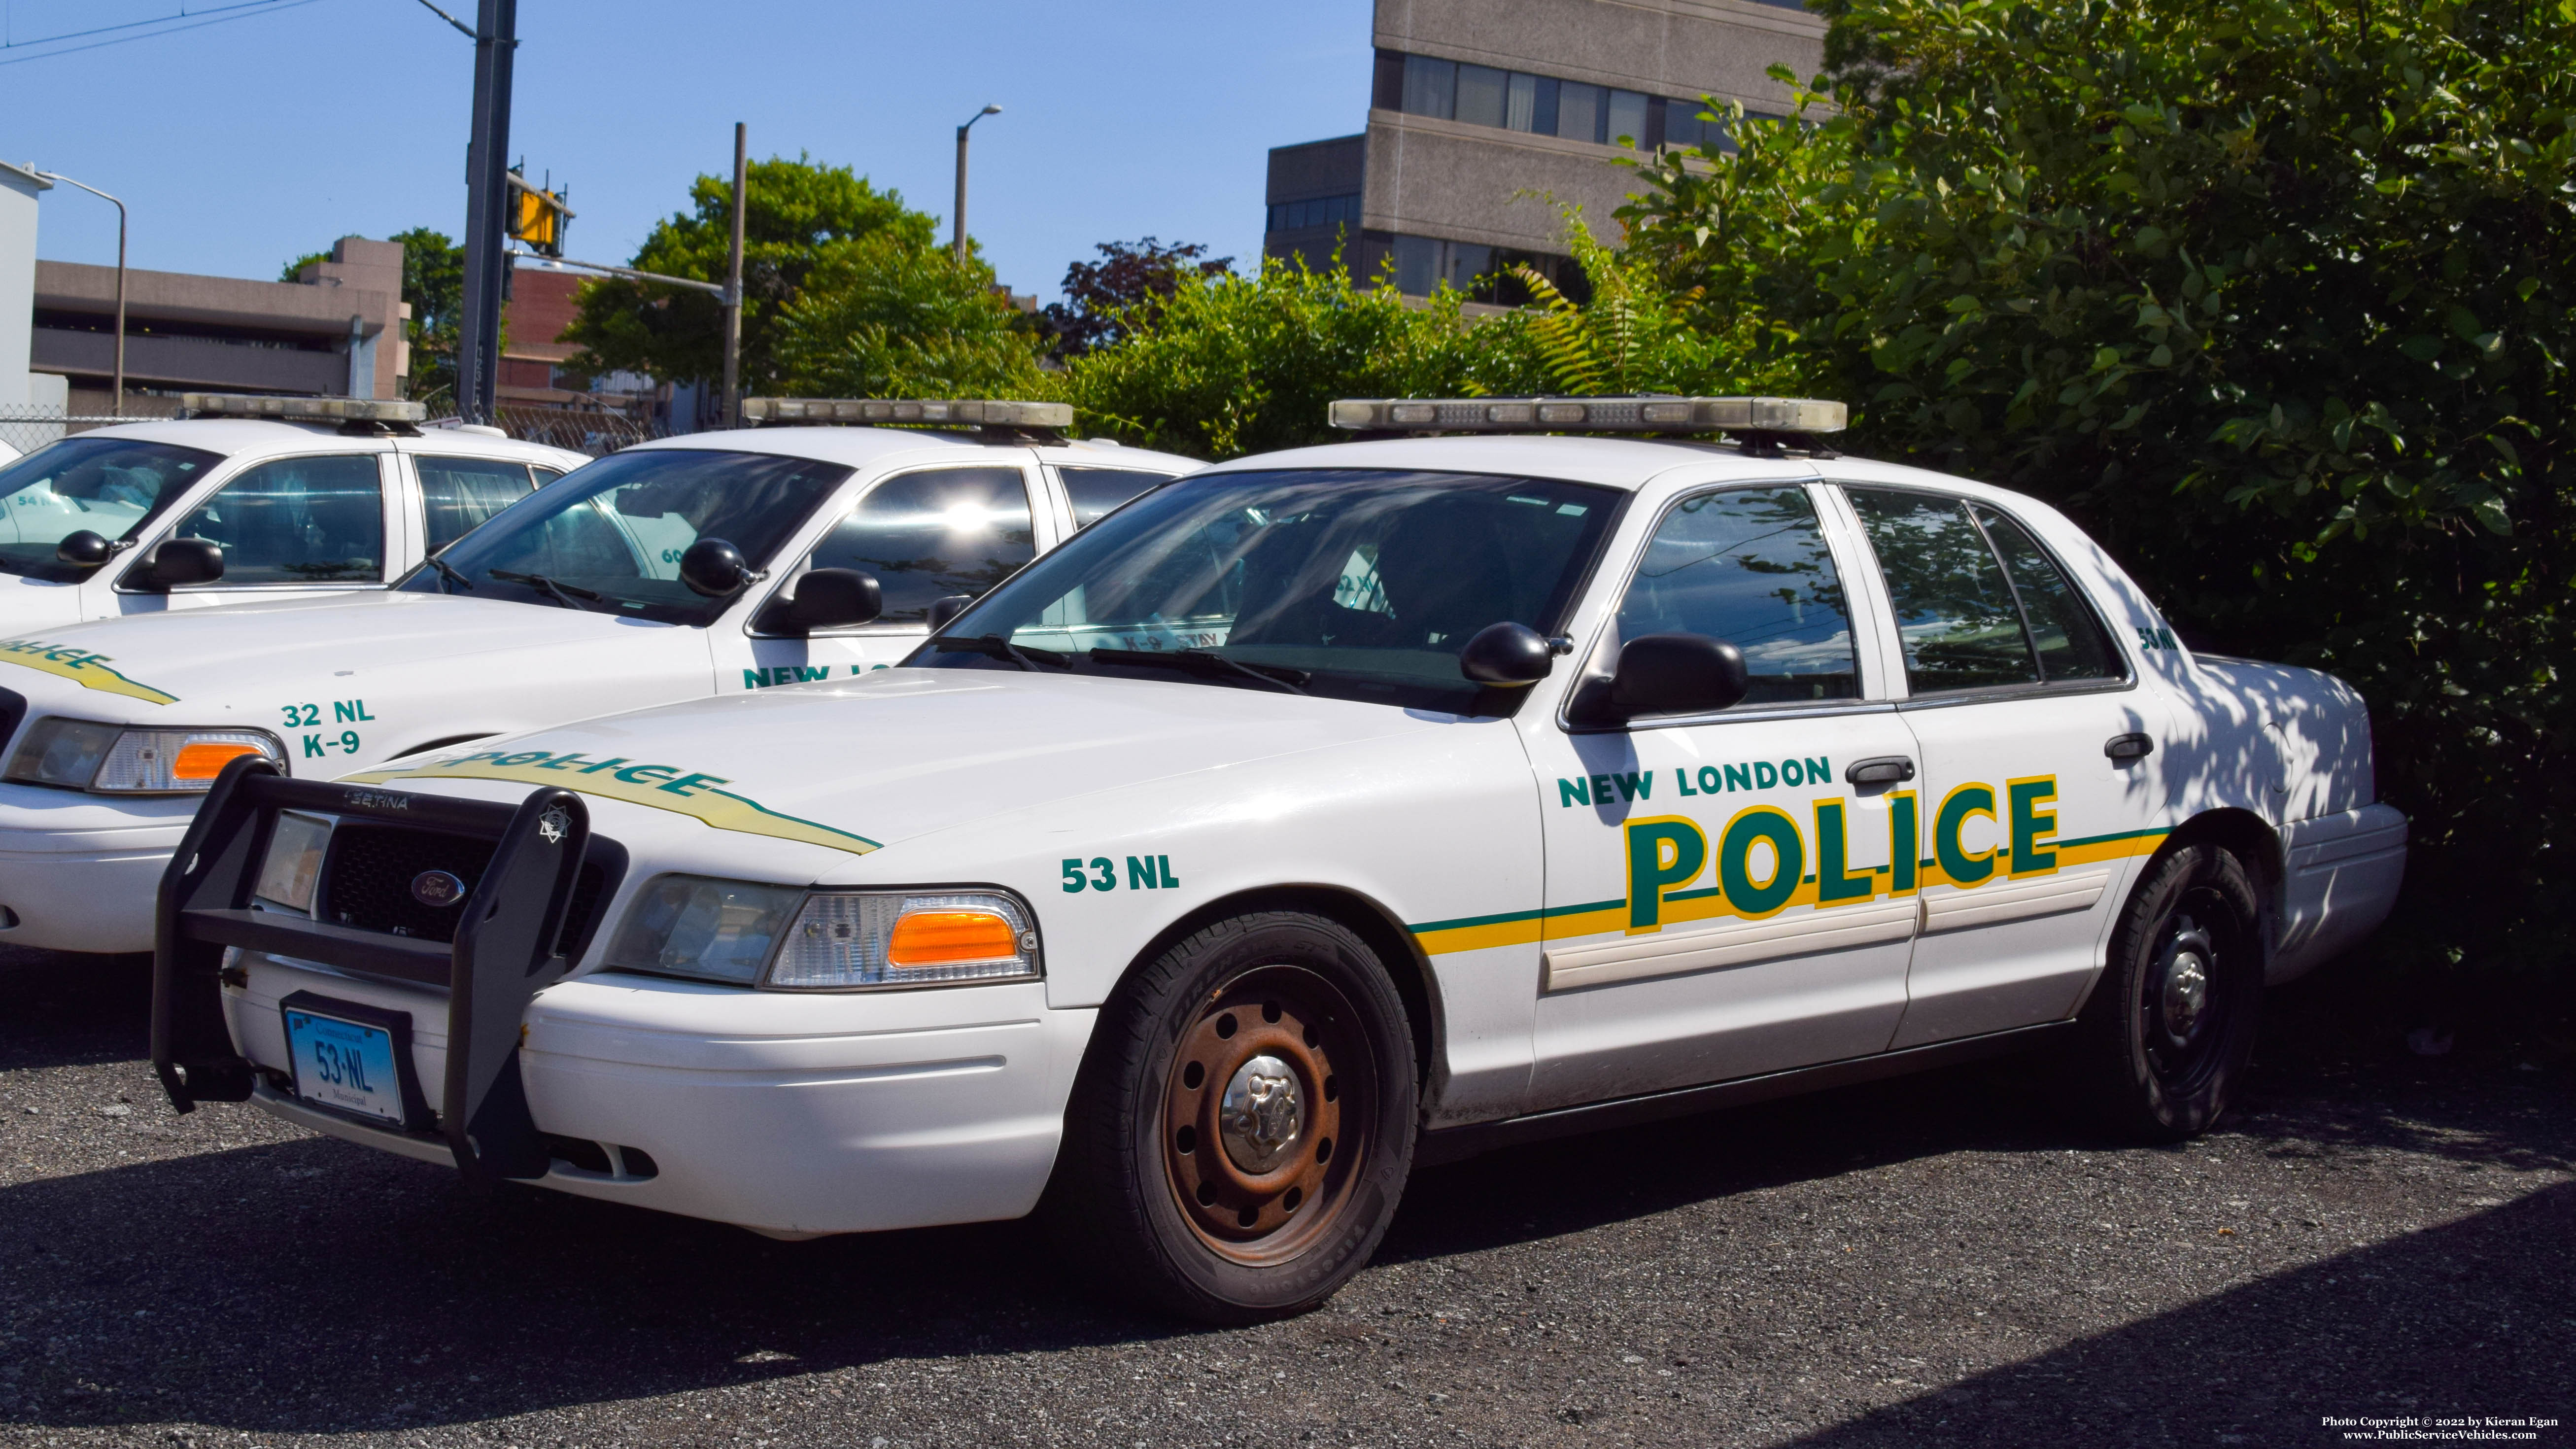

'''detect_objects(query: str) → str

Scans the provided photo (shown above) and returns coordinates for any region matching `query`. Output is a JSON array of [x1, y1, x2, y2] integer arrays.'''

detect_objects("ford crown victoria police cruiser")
[[152, 396, 2405, 1323], [0, 396, 583, 629], [0, 401, 1188, 955]]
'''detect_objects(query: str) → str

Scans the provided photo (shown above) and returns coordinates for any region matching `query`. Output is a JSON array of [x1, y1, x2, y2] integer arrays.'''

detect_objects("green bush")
[[1623, 0, 2576, 967]]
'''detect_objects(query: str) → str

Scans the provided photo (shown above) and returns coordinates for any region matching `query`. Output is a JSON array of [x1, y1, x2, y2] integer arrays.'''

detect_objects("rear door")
[[1836, 483, 2172, 1047], [723, 455, 1054, 691], [1046, 462, 1180, 532], [1523, 479, 1924, 1110], [405, 452, 547, 559]]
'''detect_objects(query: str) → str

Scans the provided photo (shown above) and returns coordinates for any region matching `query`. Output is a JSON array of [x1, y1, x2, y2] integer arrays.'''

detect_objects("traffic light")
[[506, 172, 573, 258]]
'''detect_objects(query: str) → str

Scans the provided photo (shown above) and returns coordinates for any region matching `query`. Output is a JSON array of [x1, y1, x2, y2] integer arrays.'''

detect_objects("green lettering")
[[659, 771, 731, 796], [1558, 777, 1591, 808], [1719, 809, 1804, 918], [2008, 778, 2060, 876], [1753, 761, 1779, 790], [1616, 770, 1651, 801], [1590, 773, 1616, 805], [578, 757, 630, 774], [1624, 818, 1708, 931], [1935, 785, 1999, 885], [496, 751, 553, 767], [1805, 756, 1829, 785], [1128, 856, 1158, 890], [1890, 794, 1919, 893], [614, 763, 680, 786], [742, 669, 768, 689], [1813, 801, 1876, 904], [1676, 768, 1699, 797], [1724, 763, 1751, 792]]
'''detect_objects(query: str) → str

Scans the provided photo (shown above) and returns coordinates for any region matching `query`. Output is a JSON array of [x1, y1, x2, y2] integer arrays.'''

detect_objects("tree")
[[1054, 252, 1482, 458], [774, 233, 1044, 398], [1037, 238, 1232, 358], [1623, 0, 2576, 966], [561, 155, 936, 393]]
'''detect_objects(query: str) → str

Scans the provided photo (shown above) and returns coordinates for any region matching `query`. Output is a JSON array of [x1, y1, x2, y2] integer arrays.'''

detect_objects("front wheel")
[[2075, 843, 2263, 1140], [1046, 911, 1417, 1323]]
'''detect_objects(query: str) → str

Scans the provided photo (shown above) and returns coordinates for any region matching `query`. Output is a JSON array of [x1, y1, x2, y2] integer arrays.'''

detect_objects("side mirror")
[[55, 530, 113, 567], [135, 537, 225, 590], [1458, 621, 1554, 687], [759, 568, 883, 634], [925, 594, 974, 631], [678, 537, 750, 598], [1569, 633, 1750, 725]]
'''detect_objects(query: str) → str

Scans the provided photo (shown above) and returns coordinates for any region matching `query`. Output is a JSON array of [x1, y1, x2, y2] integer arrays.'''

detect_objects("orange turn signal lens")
[[173, 741, 265, 781], [887, 909, 1021, 966]]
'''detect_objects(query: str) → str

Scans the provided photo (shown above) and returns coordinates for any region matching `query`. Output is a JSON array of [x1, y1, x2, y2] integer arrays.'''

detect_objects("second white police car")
[[0, 399, 1189, 954], [153, 396, 2406, 1323]]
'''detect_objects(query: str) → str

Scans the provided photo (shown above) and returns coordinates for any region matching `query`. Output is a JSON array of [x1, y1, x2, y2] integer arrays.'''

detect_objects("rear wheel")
[[2076, 843, 2263, 1140], [1048, 910, 1416, 1323]]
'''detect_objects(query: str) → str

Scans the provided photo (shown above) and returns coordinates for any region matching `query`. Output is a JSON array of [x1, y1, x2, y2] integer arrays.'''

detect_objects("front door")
[[119, 452, 397, 613], [1526, 482, 1923, 1111], [726, 460, 1051, 692], [1838, 484, 2172, 1047]]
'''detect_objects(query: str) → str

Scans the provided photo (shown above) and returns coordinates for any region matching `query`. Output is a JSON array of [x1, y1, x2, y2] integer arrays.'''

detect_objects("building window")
[[1385, 234, 1591, 305], [1402, 54, 1457, 119], [1378, 49, 1786, 153], [1268, 193, 1363, 234]]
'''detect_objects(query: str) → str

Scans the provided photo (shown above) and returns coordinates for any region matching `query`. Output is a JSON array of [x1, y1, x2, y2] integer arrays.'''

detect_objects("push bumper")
[[2270, 802, 2409, 982], [0, 785, 196, 954]]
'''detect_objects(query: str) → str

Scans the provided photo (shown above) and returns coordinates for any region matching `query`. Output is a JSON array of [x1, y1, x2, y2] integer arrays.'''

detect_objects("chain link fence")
[[1, 404, 675, 461], [0, 412, 140, 457]]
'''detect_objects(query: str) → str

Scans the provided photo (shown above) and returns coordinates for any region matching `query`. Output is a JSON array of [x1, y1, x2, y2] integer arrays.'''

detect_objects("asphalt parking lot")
[[0, 951, 2567, 1449]]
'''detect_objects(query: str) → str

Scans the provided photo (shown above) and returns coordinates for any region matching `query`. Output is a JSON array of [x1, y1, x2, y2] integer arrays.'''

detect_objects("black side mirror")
[[759, 568, 883, 634], [135, 537, 224, 590], [55, 530, 112, 567], [678, 537, 750, 597], [1458, 621, 1555, 687], [1569, 633, 1750, 725], [925, 594, 974, 631]]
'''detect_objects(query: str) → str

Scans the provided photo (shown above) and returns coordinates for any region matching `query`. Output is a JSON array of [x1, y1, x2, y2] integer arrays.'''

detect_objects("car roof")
[[631, 425, 1199, 474], [41, 417, 581, 465]]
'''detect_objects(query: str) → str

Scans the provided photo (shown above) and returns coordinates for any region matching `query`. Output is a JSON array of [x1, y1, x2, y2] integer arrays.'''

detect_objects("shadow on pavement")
[[0, 947, 152, 1073], [1778, 1180, 2576, 1448]]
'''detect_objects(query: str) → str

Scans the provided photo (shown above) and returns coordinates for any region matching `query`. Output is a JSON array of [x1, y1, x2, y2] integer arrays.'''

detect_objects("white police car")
[[0, 395, 584, 629], [0, 400, 1190, 955], [153, 396, 2405, 1323]]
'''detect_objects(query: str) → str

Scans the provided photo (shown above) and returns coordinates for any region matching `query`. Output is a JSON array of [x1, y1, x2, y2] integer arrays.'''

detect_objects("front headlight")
[[3, 718, 283, 793], [253, 811, 334, 913], [604, 875, 1041, 991]]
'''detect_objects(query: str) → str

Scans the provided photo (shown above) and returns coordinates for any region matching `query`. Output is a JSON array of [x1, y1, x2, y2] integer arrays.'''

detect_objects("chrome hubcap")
[[2156, 921, 2215, 1048], [1219, 1054, 1302, 1173]]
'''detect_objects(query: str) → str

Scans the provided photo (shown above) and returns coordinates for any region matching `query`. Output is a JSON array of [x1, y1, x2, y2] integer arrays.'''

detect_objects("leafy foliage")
[[773, 234, 1043, 398], [1623, 0, 2576, 966], [561, 156, 936, 392], [1037, 238, 1233, 359], [1053, 253, 1484, 458]]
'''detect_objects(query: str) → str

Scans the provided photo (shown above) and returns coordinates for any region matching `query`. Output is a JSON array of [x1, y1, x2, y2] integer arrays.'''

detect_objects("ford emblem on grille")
[[410, 869, 468, 908]]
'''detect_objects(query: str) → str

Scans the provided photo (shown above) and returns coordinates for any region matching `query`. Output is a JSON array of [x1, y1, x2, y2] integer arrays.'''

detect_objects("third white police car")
[[1, 400, 1190, 954], [0, 395, 584, 628], [153, 396, 2406, 1323]]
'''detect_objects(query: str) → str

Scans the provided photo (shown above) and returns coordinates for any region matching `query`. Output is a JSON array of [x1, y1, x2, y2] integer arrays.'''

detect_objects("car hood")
[[343, 667, 1454, 867], [0, 590, 677, 717]]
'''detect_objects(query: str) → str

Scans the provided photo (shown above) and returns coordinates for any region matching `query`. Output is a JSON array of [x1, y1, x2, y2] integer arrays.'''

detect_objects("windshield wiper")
[[488, 568, 605, 612], [423, 555, 475, 592], [929, 633, 1070, 671], [1089, 647, 1311, 696]]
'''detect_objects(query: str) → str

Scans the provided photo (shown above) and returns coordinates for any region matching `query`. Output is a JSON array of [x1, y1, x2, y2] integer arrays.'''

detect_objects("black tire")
[[1045, 910, 1417, 1324], [2074, 843, 2263, 1140]]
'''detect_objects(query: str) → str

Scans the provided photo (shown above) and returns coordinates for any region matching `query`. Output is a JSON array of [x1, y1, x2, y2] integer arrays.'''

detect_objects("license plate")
[[282, 1007, 406, 1127]]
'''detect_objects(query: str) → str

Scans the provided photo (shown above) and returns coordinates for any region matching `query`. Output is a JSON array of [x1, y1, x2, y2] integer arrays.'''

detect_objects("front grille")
[[316, 823, 615, 960]]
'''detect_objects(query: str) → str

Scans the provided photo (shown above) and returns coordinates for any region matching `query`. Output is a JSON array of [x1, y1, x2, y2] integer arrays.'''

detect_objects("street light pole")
[[38, 172, 126, 416], [722, 122, 746, 429], [953, 104, 1000, 265]]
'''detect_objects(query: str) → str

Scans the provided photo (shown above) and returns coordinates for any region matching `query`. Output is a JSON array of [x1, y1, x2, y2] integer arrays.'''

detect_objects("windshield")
[[909, 468, 1622, 714], [0, 437, 219, 581], [397, 448, 852, 624]]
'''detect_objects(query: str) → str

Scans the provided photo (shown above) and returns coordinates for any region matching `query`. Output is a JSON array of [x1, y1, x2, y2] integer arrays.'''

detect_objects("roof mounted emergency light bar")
[[181, 393, 428, 436], [741, 397, 1073, 434], [1329, 395, 1847, 450]]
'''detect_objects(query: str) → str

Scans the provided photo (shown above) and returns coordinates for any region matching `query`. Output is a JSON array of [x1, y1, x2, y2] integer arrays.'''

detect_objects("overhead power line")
[[0, 0, 323, 68]]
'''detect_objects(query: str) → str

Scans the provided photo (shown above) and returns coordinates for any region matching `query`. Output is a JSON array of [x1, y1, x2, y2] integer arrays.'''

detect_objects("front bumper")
[[0, 783, 196, 953], [224, 958, 1093, 1235]]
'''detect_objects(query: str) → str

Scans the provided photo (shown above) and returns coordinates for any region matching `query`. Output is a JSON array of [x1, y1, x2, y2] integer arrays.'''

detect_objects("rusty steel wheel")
[[1045, 909, 1417, 1324], [1160, 965, 1367, 1264]]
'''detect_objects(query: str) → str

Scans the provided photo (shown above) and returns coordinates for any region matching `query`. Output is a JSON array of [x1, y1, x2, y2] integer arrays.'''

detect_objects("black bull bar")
[[151, 755, 597, 1185]]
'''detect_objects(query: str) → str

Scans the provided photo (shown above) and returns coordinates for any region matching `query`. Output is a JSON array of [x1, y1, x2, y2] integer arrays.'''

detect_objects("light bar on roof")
[[1327, 395, 1847, 435], [181, 393, 428, 423], [741, 397, 1073, 428]]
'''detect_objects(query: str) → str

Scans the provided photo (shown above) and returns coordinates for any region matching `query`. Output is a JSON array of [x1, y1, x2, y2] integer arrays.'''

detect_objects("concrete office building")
[[0, 161, 57, 413], [1265, 0, 1824, 299], [30, 236, 409, 412]]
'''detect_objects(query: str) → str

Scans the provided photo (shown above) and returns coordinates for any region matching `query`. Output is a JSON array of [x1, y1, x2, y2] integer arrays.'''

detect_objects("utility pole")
[[721, 122, 746, 428], [456, 0, 517, 424], [953, 104, 1000, 264]]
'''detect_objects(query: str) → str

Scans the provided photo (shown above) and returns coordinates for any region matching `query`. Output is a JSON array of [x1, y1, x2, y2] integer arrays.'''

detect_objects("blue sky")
[[2, 0, 1374, 302]]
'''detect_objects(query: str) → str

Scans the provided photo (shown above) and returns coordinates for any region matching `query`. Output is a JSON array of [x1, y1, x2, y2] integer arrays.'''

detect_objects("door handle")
[[2104, 732, 2155, 762], [1845, 756, 1916, 786]]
